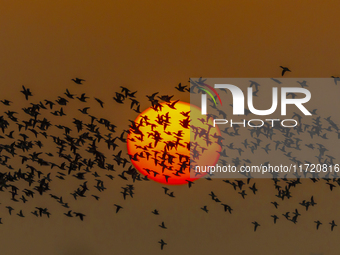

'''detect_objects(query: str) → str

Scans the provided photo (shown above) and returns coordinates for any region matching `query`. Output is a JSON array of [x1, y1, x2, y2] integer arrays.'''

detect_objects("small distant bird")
[[238, 190, 247, 199], [92, 195, 100, 200], [17, 210, 24, 217], [271, 215, 279, 224], [94, 98, 104, 108], [74, 212, 85, 221], [280, 66, 291, 76], [133, 104, 141, 113], [330, 220, 337, 231], [31, 211, 39, 217], [175, 83, 187, 92], [310, 196, 317, 206], [21, 85, 32, 100], [249, 183, 258, 194], [186, 180, 194, 188], [78, 107, 90, 114], [314, 220, 322, 230], [0, 99, 12, 106], [152, 209, 159, 215], [221, 204, 233, 214], [271, 201, 279, 209], [297, 80, 308, 88], [326, 182, 336, 191], [201, 206, 208, 213], [6, 206, 14, 215], [252, 221, 260, 231], [271, 78, 282, 84], [331, 76, 340, 85], [158, 239, 167, 250], [114, 204, 123, 213], [64, 89, 75, 99], [77, 93, 89, 102], [158, 95, 173, 102], [64, 210, 73, 217], [293, 209, 301, 217], [159, 221, 167, 229], [72, 78, 85, 84], [162, 187, 169, 194], [282, 212, 290, 219]]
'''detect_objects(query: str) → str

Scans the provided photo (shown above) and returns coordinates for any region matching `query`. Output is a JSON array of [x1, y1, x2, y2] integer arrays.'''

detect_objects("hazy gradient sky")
[[0, 1, 340, 255]]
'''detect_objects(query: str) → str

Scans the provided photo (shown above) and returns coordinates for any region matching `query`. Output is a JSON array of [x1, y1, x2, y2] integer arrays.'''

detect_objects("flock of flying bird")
[[188, 70, 340, 234], [0, 67, 339, 251]]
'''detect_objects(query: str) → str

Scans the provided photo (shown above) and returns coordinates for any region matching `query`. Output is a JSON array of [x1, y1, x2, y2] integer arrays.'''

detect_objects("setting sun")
[[127, 101, 221, 185]]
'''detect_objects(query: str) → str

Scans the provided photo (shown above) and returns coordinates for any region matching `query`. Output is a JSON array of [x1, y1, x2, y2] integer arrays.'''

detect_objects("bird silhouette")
[[1, 99, 12, 106], [201, 206, 208, 213], [152, 209, 159, 215], [94, 98, 104, 108], [158, 239, 167, 250], [252, 221, 260, 231], [74, 212, 85, 221], [280, 66, 291, 76], [314, 220, 322, 230], [21, 86, 33, 100], [114, 204, 123, 213], [271, 215, 279, 224], [159, 221, 167, 229], [330, 220, 337, 231], [175, 83, 187, 92], [77, 93, 89, 102], [72, 78, 85, 84]]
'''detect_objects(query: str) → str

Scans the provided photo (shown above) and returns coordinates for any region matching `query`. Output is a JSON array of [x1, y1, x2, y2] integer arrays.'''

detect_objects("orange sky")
[[0, 1, 340, 255]]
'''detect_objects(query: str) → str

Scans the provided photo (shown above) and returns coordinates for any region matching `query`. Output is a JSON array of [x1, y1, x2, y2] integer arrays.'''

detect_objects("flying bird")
[[114, 204, 123, 213], [1, 99, 12, 106], [271, 215, 279, 224], [280, 66, 291, 76], [331, 76, 340, 85], [330, 220, 337, 231], [201, 206, 208, 213], [74, 212, 85, 221], [175, 83, 187, 92], [21, 86, 33, 100], [152, 209, 159, 215], [94, 98, 104, 108], [314, 220, 322, 230], [72, 78, 85, 84], [158, 239, 167, 250], [159, 221, 167, 229], [252, 221, 260, 231]]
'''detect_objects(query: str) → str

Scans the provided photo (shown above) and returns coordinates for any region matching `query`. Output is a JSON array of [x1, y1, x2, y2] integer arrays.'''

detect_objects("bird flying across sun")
[[127, 101, 221, 185]]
